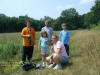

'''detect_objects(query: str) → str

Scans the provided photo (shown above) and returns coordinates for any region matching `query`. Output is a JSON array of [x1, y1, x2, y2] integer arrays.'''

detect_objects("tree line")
[[0, 1, 100, 33]]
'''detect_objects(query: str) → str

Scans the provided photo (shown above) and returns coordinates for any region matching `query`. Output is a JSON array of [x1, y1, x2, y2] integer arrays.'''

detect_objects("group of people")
[[21, 20, 71, 69]]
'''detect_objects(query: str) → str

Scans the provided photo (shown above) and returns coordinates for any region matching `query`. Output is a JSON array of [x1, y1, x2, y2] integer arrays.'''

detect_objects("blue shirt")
[[59, 30, 71, 44], [40, 37, 49, 47]]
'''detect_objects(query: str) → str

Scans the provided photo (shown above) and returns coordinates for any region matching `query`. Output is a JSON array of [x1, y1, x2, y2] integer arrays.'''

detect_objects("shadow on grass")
[[32, 58, 42, 62], [62, 54, 82, 69], [69, 54, 82, 58], [62, 61, 73, 69]]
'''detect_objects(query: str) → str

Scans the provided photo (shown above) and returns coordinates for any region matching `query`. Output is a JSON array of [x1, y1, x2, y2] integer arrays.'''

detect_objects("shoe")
[[45, 62, 48, 67], [29, 59, 32, 65], [53, 64, 62, 70], [43, 62, 45, 67], [48, 63, 55, 68], [20, 61, 25, 65]]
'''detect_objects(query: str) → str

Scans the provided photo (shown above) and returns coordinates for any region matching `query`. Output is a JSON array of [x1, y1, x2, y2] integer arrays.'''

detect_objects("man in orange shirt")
[[21, 20, 36, 65]]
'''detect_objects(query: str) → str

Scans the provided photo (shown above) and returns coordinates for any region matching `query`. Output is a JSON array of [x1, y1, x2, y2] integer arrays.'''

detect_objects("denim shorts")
[[41, 47, 49, 55], [61, 56, 68, 63]]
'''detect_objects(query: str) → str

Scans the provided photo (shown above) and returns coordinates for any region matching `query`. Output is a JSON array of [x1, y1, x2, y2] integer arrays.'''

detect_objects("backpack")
[[22, 63, 44, 71], [22, 63, 36, 71]]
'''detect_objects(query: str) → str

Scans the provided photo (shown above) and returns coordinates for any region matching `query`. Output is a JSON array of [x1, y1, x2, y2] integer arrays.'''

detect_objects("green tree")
[[91, 1, 100, 24], [60, 8, 83, 30]]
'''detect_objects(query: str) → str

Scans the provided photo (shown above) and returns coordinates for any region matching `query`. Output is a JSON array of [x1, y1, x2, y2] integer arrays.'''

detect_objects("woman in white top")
[[46, 35, 68, 69]]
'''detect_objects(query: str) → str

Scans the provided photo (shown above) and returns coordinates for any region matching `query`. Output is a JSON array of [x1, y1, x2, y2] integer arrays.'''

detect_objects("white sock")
[[43, 62, 45, 65], [45, 62, 48, 64], [52, 62, 55, 64], [57, 64, 61, 67], [45, 62, 48, 66]]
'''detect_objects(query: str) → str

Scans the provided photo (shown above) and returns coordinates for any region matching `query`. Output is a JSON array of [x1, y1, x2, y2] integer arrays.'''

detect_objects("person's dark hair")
[[26, 19, 32, 25], [41, 30, 48, 37], [45, 20, 50, 24], [52, 34, 58, 39], [61, 23, 66, 26]]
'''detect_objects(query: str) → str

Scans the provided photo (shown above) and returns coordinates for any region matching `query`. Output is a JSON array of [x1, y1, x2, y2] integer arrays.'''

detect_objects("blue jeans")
[[61, 56, 68, 63], [64, 44, 69, 56]]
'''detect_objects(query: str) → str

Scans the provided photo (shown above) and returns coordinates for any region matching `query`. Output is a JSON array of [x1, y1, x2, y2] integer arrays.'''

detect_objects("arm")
[[56, 48, 61, 55], [50, 45, 55, 54], [49, 46, 55, 63], [55, 42, 61, 55], [67, 37, 70, 46], [21, 34, 30, 38], [67, 31, 71, 46], [33, 29, 36, 45], [38, 40, 41, 52], [44, 40, 49, 44], [59, 31, 62, 41], [21, 28, 30, 38], [44, 40, 51, 46], [44, 38, 51, 45], [59, 38, 61, 41]]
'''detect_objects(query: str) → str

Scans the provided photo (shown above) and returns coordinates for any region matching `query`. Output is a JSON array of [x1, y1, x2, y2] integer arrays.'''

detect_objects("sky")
[[0, 0, 95, 20]]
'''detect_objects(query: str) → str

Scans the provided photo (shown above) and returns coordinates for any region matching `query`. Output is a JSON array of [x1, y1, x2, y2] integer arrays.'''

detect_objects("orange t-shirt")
[[21, 27, 36, 46]]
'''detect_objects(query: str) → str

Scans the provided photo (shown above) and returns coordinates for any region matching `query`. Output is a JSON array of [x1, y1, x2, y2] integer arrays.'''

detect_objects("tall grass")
[[0, 33, 22, 61], [0, 42, 20, 60], [70, 30, 100, 75], [0, 30, 100, 75]]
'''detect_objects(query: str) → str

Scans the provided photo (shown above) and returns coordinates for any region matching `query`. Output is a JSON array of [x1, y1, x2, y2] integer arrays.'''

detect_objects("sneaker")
[[53, 64, 62, 70], [43, 62, 45, 67], [48, 63, 55, 68], [20, 61, 25, 65], [45, 62, 48, 67], [29, 60, 32, 65]]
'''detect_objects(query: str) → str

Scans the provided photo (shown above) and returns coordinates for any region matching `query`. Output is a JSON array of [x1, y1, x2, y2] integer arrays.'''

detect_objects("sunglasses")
[[52, 38, 56, 39]]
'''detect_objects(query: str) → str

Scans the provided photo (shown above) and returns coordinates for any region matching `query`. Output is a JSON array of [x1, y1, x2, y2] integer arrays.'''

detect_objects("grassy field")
[[0, 30, 100, 75]]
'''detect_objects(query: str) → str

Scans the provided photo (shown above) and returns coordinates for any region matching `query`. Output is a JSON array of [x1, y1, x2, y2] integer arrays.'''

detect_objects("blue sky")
[[0, 0, 95, 20]]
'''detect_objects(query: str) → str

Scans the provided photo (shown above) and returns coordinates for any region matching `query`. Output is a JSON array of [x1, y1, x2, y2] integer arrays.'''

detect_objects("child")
[[59, 23, 71, 56], [38, 30, 50, 67], [21, 20, 36, 65], [41, 20, 53, 41]]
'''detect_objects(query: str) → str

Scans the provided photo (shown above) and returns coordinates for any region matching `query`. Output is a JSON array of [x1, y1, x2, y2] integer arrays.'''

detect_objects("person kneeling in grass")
[[46, 35, 68, 70]]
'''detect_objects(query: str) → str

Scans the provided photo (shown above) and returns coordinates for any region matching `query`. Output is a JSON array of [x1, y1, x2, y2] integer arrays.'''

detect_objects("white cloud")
[[56, 5, 73, 12], [80, 0, 95, 5], [56, 4, 73, 15]]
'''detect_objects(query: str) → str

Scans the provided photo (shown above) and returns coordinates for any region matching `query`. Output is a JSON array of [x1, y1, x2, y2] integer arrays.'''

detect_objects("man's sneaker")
[[53, 64, 62, 70], [20, 61, 25, 65], [48, 63, 55, 68]]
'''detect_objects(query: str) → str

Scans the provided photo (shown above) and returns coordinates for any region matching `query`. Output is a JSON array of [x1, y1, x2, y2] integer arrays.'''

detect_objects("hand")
[[51, 41, 53, 44], [50, 55, 53, 63], [33, 44, 36, 47], [51, 46, 53, 50], [34, 42, 36, 45], [27, 34, 31, 38], [67, 43, 69, 46], [50, 55, 53, 59], [44, 40, 47, 44]]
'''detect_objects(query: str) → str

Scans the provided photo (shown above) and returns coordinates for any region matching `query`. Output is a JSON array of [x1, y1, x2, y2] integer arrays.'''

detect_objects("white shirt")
[[41, 26, 53, 41], [53, 41, 68, 56]]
